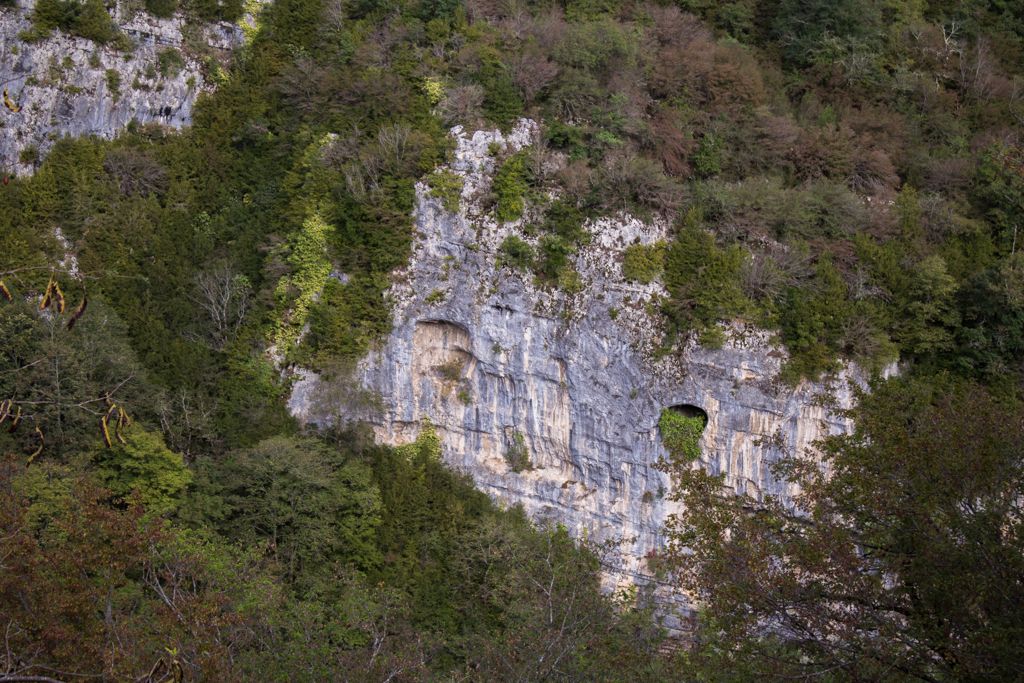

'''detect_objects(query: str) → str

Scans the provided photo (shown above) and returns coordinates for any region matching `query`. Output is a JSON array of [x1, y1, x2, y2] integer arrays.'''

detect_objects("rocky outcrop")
[[289, 120, 884, 625], [0, 0, 243, 172]]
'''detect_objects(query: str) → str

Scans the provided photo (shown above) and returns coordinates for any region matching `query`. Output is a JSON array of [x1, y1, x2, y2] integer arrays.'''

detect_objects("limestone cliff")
[[289, 120, 883, 623], [0, 0, 243, 173]]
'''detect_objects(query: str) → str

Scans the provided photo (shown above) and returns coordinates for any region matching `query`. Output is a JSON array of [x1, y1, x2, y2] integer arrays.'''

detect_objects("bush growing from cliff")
[[505, 430, 531, 472], [18, 144, 40, 166], [185, 0, 243, 22], [157, 48, 185, 78], [535, 234, 574, 285], [426, 169, 463, 213], [435, 358, 464, 382], [622, 242, 666, 284], [662, 212, 750, 347], [658, 409, 705, 464], [493, 150, 531, 223], [144, 0, 177, 17], [497, 234, 535, 271], [104, 69, 120, 98], [27, 0, 121, 44], [540, 198, 588, 243], [777, 258, 850, 382]]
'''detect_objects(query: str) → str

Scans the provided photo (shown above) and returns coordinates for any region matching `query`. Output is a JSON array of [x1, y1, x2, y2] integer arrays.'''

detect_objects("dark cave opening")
[[666, 403, 709, 427]]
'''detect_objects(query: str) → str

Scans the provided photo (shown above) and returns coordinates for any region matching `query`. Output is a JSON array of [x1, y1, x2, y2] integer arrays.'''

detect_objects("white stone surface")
[[0, 0, 243, 172], [289, 121, 888, 625]]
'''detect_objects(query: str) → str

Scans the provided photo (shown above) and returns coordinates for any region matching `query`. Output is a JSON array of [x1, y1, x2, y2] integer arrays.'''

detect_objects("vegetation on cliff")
[[1, 0, 1023, 679], [662, 377, 1024, 681]]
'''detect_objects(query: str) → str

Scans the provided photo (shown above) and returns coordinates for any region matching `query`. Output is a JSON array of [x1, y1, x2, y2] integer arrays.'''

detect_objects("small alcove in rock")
[[658, 404, 708, 463], [666, 404, 708, 425]]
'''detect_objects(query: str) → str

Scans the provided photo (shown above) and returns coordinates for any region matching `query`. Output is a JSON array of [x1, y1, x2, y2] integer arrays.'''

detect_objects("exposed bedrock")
[[289, 120, 884, 624], [0, 0, 244, 172]]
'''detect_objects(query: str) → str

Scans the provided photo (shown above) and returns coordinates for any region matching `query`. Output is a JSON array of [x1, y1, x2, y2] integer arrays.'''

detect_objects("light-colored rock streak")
[[0, 0, 242, 172], [289, 119, 877, 615]]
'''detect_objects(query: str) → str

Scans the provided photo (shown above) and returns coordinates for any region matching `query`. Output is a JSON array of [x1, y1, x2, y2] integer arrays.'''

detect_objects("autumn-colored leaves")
[[2, 274, 89, 330], [67, 293, 88, 330], [39, 274, 64, 312], [40, 275, 90, 330], [100, 400, 132, 448], [3, 87, 21, 113]]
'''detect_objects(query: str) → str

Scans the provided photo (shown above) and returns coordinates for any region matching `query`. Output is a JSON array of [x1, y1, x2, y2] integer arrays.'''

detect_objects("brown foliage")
[[849, 147, 899, 194], [103, 148, 169, 197], [556, 159, 594, 207], [0, 465, 270, 681], [643, 108, 695, 179], [841, 103, 909, 169], [922, 156, 973, 194], [510, 45, 560, 105], [789, 125, 855, 183], [597, 151, 683, 213], [437, 84, 485, 127]]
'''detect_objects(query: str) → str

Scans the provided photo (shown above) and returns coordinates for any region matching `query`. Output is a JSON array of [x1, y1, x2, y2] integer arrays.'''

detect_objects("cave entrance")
[[659, 404, 708, 463], [666, 404, 708, 427]]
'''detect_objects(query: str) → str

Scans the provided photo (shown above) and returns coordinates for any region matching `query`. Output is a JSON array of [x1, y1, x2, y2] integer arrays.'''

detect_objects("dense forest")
[[1, 0, 1023, 679]]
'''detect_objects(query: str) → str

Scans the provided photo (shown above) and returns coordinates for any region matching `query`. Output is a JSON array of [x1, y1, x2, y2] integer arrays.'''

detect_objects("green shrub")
[[545, 121, 586, 159], [493, 151, 530, 223], [435, 358, 464, 382], [541, 198, 587, 242], [505, 430, 531, 472], [558, 267, 584, 294], [185, 0, 243, 22], [18, 145, 40, 166], [105, 68, 121, 97], [27, 0, 120, 44], [93, 428, 192, 516], [622, 242, 666, 284], [777, 259, 849, 382], [426, 170, 463, 213], [693, 133, 723, 178], [476, 53, 524, 128], [157, 48, 185, 78], [536, 234, 573, 285], [662, 211, 750, 343], [144, 0, 178, 17], [658, 409, 706, 464], [274, 211, 334, 357], [497, 235, 534, 271]]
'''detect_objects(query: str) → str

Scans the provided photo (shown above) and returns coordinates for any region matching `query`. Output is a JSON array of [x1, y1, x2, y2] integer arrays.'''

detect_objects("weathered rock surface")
[[0, 0, 243, 172], [289, 120, 881, 624]]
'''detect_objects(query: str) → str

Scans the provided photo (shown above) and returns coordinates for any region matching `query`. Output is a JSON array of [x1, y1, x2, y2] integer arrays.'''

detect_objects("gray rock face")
[[289, 120, 882, 616], [0, 0, 243, 172]]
